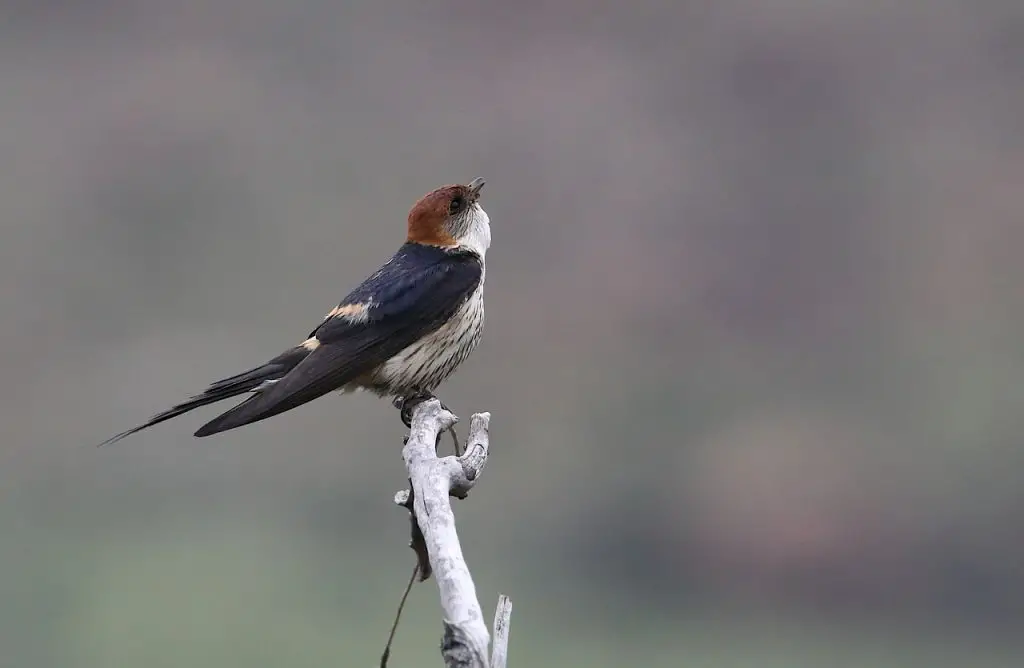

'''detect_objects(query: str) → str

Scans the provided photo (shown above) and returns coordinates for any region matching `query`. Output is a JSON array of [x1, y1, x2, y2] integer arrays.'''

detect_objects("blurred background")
[[2, 1, 1023, 666]]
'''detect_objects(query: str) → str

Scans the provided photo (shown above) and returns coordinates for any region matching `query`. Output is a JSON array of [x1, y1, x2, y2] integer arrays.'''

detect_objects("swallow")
[[99, 177, 490, 447]]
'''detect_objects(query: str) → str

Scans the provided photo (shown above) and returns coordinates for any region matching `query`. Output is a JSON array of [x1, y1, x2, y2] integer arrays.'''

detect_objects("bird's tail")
[[97, 346, 310, 446]]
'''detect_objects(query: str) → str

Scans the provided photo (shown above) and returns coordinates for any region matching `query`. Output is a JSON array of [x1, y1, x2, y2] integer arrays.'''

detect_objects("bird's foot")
[[394, 390, 437, 428], [393, 391, 462, 456]]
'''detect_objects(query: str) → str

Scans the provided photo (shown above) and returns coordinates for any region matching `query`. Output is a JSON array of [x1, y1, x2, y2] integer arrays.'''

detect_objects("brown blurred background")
[[2, 1, 1024, 666]]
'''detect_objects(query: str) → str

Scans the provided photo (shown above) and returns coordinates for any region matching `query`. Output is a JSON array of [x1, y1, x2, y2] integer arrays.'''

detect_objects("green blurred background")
[[3, 1, 1024, 666]]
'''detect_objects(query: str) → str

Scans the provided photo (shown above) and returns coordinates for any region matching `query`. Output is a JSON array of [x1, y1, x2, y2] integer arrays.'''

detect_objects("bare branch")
[[390, 399, 509, 667]]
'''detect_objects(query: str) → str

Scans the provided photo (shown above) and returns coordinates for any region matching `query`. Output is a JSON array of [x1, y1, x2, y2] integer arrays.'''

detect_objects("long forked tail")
[[97, 345, 311, 446]]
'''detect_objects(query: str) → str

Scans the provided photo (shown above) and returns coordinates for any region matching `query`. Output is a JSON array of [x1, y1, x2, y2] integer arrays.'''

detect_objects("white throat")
[[457, 203, 491, 261]]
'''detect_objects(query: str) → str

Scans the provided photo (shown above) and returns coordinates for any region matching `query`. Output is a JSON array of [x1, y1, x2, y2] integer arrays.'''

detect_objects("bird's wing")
[[193, 244, 482, 436]]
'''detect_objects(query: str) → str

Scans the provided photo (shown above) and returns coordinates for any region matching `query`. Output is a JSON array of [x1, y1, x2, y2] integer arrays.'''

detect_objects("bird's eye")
[[448, 197, 463, 215]]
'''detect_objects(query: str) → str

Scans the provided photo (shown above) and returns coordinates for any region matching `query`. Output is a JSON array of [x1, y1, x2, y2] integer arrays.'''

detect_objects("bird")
[[99, 177, 490, 447]]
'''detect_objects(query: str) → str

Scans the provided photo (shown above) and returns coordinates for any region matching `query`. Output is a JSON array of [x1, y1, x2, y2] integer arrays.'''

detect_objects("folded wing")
[[193, 244, 482, 437]]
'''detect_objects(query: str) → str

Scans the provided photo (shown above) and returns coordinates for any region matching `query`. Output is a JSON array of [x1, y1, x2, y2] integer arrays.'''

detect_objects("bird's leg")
[[393, 390, 462, 456]]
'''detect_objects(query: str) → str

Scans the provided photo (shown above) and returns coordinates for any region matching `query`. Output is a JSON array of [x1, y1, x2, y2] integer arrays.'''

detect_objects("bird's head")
[[407, 177, 490, 256]]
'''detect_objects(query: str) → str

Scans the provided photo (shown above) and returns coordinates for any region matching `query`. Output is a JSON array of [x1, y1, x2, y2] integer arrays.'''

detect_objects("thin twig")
[[448, 425, 463, 456], [379, 564, 420, 668]]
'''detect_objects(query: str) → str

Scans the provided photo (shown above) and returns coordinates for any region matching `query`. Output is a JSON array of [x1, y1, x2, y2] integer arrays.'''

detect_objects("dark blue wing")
[[193, 244, 482, 436]]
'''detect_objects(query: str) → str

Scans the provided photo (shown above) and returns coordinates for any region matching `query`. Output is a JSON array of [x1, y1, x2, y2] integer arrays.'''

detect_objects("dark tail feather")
[[192, 394, 281, 437], [192, 364, 335, 437], [97, 346, 310, 446], [193, 342, 364, 438]]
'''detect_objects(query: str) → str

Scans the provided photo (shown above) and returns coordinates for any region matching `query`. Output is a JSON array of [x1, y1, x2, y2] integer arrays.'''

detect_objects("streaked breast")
[[374, 285, 485, 394]]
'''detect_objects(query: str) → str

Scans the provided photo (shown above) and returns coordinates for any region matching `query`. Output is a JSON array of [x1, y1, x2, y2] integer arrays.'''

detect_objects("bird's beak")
[[466, 177, 485, 200]]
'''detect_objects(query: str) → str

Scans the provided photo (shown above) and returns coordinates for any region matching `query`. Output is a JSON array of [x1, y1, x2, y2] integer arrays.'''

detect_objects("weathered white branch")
[[393, 399, 511, 667], [491, 594, 512, 668]]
